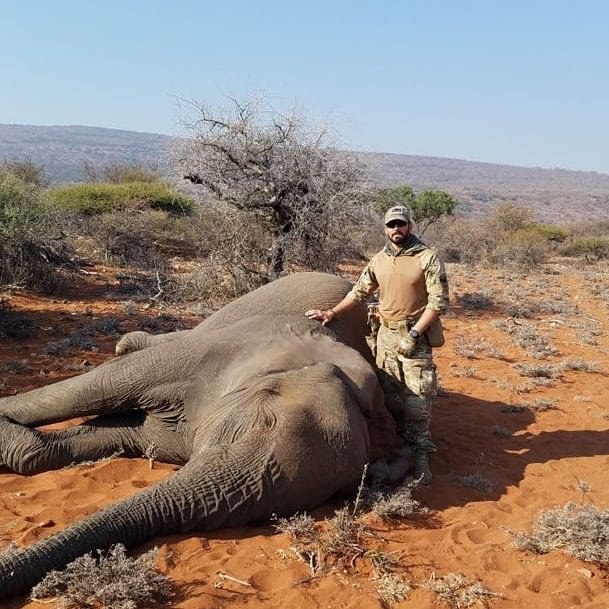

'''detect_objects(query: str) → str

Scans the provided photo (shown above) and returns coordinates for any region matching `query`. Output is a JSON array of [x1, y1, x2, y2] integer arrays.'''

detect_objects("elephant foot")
[[368, 450, 413, 485], [0, 415, 45, 474], [115, 331, 151, 355]]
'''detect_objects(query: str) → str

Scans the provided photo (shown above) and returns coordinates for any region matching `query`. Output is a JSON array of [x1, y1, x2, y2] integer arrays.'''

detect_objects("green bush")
[[45, 181, 195, 215], [0, 167, 73, 292], [562, 237, 609, 259], [525, 223, 568, 243], [0, 166, 41, 239]]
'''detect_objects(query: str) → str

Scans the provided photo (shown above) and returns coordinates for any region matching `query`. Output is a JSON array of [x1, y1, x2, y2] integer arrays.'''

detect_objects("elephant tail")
[[0, 437, 281, 600]]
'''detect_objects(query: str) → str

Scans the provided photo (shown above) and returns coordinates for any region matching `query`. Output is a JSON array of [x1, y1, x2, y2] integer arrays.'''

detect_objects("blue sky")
[[2, 1, 608, 173]]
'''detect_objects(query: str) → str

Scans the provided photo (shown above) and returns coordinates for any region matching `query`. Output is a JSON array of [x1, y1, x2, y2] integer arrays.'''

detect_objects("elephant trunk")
[[0, 438, 277, 600]]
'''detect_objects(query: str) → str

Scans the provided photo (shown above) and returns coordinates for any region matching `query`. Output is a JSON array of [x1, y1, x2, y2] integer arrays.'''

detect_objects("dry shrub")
[[366, 480, 427, 520], [514, 502, 609, 564], [273, 512, 317, 543], [458, 291, 494, 310], [561, 357, 600, 372], [171, 198, 370, 310], [496, 321, 559, 359], [84, 161, 159, 184], [169, 205, 272, 310], [73, 209, 203, 268], [30, 544, 171, 609], [427, 205, 552, 270], [0, 167, 75, 293], [519, 398, 558, 412], [273, 470, 425, 604], [492, 230, 550, 271], [425, 573, 498, 608], [460, 472, 493, 495], [0, 300, 35, 339], [513, 363, 562, 379], [373, 570, 410, 603], [562, 236, 609, 259]]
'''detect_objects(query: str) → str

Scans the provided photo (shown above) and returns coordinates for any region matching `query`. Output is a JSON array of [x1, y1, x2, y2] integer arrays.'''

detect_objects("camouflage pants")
[[375, 324, 438, 453]]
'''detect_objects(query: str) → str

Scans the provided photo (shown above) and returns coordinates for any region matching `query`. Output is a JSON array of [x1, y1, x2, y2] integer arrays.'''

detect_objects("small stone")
[[38, 519, 55, 528]]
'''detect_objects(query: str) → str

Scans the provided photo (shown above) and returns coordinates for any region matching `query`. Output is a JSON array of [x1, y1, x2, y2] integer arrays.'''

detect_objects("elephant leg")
[[115, 329, 191, 355], [0, 383, 191, 474], [0, 346, 193, 428], [0, 412, 147, 474]]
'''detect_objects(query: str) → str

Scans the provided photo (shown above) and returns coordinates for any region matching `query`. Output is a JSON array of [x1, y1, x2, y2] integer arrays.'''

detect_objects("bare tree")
[[174, 96, 369, 280]]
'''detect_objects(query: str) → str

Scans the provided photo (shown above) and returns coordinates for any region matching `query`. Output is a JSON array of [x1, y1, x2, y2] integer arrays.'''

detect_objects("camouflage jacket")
[[347, 234, 449, 315]]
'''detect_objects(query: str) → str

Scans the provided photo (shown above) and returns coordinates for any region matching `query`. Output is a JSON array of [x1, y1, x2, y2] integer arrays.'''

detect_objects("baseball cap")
[[384, 206, 412, 225]]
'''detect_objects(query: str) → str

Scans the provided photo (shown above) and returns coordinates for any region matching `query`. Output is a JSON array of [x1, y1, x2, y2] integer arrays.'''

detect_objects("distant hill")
[[0, 124, 172, 184], [2, 124, 608, 224]]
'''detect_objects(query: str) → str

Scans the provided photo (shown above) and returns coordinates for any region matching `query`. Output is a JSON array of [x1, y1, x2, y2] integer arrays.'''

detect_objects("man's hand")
[[397, 333, 418, 357], [305, 308, 336, 327]]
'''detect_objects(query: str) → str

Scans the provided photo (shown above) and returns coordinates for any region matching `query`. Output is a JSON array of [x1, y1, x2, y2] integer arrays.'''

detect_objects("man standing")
[[305, 206, 449, 483]]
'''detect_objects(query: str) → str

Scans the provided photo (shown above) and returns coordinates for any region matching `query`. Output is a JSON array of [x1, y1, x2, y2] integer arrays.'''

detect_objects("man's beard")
[[390, 233, 406, 245]]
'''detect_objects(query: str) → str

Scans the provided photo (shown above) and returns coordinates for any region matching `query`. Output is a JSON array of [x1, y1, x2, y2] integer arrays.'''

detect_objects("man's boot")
[[414, 450, 432, 485]]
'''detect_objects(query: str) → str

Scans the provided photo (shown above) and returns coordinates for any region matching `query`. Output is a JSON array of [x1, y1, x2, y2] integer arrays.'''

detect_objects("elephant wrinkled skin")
[[0, 272, 398, 599]]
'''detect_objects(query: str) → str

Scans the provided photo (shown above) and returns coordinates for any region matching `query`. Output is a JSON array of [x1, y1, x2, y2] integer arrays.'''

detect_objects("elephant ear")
[[196, 390, 279, 446]]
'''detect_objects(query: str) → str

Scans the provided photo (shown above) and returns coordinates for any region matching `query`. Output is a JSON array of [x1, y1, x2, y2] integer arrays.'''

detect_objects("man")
[[305, 205, 449, 484]]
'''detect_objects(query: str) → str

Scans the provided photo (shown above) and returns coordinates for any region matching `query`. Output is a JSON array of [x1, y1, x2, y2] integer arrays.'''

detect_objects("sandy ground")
[[0, 260, 608, 608]]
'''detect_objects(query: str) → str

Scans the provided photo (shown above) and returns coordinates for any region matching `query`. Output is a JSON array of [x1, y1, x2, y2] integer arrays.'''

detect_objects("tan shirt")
[[347, 236, 449, 321]]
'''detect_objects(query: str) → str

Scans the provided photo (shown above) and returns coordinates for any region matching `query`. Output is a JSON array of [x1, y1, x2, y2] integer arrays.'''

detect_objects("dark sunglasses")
[[386, 220, 407, 228]]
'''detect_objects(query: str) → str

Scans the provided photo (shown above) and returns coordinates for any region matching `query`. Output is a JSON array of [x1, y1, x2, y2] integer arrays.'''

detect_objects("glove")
[[397, 333, 418, 357]]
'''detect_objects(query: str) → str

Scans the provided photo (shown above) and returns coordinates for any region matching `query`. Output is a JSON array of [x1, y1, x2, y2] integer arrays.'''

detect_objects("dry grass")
[[365, 479, 428, 521], [458, 291, 494, 311], [30, 544, 171, 609], [561, 357, 601, 372], [424, 573, 499, 608], [460, 472, 493, 495], [452, 366, 477, 378], [514, 502, 609, 564], [519, 397, 558, 412], [273, 470, 428, 604], [513, 363, 562, 379]]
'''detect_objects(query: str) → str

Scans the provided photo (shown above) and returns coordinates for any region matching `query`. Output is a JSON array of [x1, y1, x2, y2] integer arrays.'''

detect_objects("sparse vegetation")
[[459, 291, 494, 310], [0, 164, 74, 292], [519, 398, 558, 412], [513, 363, 561, 379], [3, 122, 609, 609], [0, 300, 35, 338], [514, 502, 609, 564], [30, 544, 172, 609], [425, 573, 499, 608], [366, 479, 428, 520], [272, 471, 426, 603], [460, 472, 493, 495], [563, 237, 609, 259], [561, 357, 600, 372]]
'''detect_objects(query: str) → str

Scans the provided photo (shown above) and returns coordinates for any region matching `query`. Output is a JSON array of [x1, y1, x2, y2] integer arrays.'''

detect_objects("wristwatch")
[[408, 328, 420, 340]]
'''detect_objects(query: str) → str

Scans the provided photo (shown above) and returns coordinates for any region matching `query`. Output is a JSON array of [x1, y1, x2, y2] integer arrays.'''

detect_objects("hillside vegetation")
[[2, 123, 609, 224], [2, 158, 609, 314]]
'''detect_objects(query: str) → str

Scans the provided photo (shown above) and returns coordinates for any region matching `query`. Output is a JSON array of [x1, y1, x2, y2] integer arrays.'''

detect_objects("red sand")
[[0, 262, 608, 608]]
